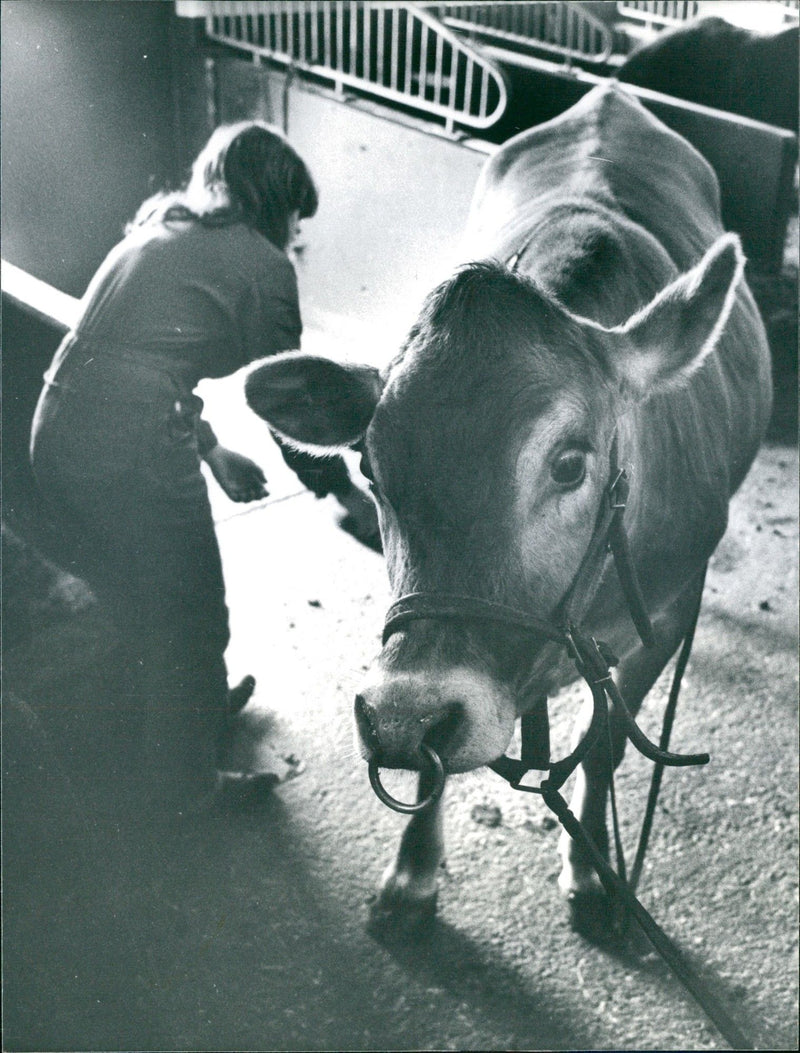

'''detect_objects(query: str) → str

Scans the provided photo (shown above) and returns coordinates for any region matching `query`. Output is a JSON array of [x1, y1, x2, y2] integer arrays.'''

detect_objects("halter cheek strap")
[[557, 432, 656, 648]]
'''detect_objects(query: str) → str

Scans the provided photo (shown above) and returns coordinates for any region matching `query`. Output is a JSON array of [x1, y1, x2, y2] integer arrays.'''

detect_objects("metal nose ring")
[[368, 744, 445, 814]]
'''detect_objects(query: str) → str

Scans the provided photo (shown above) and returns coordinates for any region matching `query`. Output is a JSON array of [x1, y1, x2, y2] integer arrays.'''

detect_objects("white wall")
[[275, 78, 491, 367]]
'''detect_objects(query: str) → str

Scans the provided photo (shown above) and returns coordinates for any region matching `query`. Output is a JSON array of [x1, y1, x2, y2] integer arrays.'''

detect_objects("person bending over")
[[30, 120, 376, 818]]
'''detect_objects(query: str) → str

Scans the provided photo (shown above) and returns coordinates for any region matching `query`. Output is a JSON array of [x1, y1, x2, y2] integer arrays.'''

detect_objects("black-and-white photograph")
[[2, 2, 798, 1049]]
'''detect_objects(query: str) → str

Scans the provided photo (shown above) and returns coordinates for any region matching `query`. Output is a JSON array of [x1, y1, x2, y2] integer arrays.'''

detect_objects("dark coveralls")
[[30, 218, 349, 809]]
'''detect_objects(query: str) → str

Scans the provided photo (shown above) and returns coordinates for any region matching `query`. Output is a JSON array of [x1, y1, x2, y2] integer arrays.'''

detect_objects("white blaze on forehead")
[[512, 393, 611, 608], [513, 392, 599, 494]]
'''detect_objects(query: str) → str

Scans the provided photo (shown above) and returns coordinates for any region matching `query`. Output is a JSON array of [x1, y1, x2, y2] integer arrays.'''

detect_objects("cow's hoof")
[[566, 887, 622, 945], [366, 889, 438, 943]]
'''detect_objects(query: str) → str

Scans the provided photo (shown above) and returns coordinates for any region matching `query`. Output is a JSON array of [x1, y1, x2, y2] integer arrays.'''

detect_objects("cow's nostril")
[[423, 702, 464, 756], [354, 693, 381, 752]]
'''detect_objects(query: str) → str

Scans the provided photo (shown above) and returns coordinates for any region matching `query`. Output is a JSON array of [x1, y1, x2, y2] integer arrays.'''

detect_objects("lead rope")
[[628, 565, 707, 895], [507, 458, 751, 1045], [603, 570, 704, 936], [539, 780, 754, 1050], [541, 629, 755, 1051], [606, 708, 628, 885]]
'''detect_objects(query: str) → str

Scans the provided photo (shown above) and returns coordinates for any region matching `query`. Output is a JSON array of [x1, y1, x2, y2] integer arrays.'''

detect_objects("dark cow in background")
[[246, 84, 772, 935], [618, 15, 799, 132]]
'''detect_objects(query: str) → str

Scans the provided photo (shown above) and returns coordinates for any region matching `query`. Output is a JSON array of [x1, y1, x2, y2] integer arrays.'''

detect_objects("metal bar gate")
[[176, 0, 509, 134]]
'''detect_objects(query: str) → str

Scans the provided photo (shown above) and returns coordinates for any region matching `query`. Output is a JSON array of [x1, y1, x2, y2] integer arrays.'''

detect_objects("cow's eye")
[[550, 448, 586, 488]]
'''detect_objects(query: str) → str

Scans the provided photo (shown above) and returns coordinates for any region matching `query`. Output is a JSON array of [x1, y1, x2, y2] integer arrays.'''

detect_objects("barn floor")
[[3, 317, 798, 1051]]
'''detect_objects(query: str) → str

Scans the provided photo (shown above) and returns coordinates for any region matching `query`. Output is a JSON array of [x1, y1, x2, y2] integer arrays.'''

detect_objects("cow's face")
[[354, 267, 617, 770], [245, 236, 743, 774]]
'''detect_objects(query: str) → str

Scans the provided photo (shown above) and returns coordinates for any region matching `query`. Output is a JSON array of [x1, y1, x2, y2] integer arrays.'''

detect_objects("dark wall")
[[1, 1, 212, 546], [1, 0, 182, 297]]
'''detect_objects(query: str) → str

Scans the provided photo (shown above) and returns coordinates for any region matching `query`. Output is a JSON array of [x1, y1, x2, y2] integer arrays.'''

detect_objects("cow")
[[244, 84, 772, 937], [618, 16, 799, 133]]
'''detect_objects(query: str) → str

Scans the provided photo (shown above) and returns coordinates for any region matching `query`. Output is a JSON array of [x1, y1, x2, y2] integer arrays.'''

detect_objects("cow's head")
[[246, 235, 743, 774]]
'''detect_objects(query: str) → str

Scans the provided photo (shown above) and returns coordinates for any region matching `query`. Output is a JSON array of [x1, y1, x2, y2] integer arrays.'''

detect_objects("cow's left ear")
[[591, 234, 745, 398], [245, 352, 384, 450]]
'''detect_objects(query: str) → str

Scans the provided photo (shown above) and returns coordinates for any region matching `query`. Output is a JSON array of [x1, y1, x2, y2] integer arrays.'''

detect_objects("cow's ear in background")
[[245, 352, 384, 450], [594, 233, 745, 398]]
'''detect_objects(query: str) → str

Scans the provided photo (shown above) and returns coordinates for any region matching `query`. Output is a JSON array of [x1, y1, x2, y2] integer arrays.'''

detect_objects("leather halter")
[[379, 432, 708, 796]]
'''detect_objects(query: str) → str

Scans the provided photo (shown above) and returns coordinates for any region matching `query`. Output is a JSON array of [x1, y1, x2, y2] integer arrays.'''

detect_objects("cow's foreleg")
[[558, 573, 706, 937], [369, 774, 445, 939]]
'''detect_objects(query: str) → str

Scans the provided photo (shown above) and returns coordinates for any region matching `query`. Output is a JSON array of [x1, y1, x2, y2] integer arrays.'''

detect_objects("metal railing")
[[176, 1, 508, 134], [616, 1, 699, 26], [1, 260, 80, 333], [427, 2, 613, 65], [617, 0, 798, 28]]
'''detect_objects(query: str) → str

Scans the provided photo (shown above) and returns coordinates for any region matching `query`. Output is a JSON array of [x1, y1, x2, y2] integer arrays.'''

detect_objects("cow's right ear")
[[244, 352, 384, 450]]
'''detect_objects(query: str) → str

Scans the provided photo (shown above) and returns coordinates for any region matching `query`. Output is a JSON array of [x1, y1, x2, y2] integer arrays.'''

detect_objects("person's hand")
[[204, 445, 268, 503]]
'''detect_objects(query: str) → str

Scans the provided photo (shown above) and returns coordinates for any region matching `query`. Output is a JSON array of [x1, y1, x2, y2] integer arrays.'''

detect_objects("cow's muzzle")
[[354, 669, 516, 775], [355, 688, 465, 764]]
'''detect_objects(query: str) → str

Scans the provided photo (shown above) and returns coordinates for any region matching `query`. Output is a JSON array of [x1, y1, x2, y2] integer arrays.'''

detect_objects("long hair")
[[128, 121, 318, 250]]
